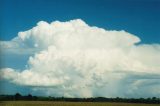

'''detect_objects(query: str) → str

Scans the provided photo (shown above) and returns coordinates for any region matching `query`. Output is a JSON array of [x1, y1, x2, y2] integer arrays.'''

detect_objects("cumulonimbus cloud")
[[0, 19, 160, 97]]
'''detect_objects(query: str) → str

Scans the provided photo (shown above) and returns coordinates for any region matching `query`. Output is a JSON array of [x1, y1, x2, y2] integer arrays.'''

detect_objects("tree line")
[[0, 93, 159, 104]]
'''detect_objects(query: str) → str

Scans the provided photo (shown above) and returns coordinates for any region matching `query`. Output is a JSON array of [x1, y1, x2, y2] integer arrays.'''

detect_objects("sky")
[[0, 0, 160, 98]]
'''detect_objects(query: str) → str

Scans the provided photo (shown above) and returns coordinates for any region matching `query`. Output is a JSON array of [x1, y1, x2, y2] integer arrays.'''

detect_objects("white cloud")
[[0, 19, 160, 97]]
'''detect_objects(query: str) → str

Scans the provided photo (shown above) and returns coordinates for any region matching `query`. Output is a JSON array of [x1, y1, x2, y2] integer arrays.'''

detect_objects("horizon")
[[1, 93, 160, 99]]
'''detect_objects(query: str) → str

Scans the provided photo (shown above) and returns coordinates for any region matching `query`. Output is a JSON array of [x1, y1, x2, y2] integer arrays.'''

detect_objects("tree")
[[27, 94, 33, 100], [14, 93, 22, 100]]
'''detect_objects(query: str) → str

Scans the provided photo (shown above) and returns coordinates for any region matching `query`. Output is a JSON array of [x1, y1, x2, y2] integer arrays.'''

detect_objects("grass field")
[[0, 101, 159, 106]]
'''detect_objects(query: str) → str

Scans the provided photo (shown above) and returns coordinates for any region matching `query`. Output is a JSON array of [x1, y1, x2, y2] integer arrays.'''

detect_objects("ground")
[[0, 101, 160, 106]]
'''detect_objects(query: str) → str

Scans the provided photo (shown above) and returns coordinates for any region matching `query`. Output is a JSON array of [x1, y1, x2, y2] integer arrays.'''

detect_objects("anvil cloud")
[[0, 19, 160, 97]]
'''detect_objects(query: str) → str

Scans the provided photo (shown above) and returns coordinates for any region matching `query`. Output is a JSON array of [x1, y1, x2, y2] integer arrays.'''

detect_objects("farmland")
[[0, 101, 160, 106]]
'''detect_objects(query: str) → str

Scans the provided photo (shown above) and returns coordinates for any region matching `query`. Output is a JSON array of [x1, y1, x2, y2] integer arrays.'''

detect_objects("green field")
[[0, 101, 159, 106]]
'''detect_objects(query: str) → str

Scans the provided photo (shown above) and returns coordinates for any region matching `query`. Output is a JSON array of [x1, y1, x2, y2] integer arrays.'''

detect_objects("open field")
[[0, 101, 159, 106]]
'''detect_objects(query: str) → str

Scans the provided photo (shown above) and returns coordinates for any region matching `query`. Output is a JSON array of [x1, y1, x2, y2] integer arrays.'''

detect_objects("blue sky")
[[0, 0, 160, 43], [0, 0, 160, 98]]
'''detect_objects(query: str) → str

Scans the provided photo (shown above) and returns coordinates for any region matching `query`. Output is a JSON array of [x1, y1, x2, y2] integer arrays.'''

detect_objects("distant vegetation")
[[0, 93, 160, 104]]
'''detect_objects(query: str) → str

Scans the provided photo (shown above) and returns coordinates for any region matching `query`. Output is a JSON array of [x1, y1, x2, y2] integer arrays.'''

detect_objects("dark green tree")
[[14, 93, 22, 100]]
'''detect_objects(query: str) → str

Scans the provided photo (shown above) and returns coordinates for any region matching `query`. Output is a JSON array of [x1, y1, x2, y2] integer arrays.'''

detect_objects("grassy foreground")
[[0, 101, 159, 106]]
